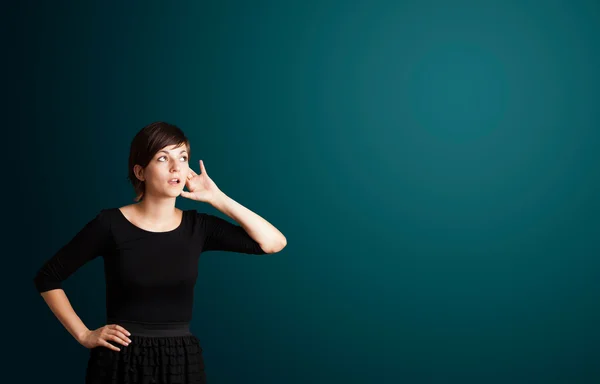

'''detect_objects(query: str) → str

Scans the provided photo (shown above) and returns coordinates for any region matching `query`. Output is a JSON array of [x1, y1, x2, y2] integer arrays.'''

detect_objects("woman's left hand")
[[180, 160, 222, 204]]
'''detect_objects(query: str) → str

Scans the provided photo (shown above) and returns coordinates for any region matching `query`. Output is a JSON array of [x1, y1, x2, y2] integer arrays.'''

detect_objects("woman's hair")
[[127, 121, 191, 202]]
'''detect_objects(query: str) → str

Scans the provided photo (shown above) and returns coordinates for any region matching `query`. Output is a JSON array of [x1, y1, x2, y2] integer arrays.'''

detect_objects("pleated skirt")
[[85, 319, 206, 384]]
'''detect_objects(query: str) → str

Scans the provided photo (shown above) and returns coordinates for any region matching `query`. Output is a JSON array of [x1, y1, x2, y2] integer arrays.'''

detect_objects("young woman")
[[33, 121, 287, 383]]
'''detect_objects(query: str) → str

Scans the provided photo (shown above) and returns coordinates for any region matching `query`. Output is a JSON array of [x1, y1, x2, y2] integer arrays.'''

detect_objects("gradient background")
[[10, 0, 600, 383]]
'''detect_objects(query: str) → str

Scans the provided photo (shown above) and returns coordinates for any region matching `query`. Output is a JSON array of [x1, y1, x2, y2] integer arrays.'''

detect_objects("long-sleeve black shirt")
[[33, 208, 266, 323]]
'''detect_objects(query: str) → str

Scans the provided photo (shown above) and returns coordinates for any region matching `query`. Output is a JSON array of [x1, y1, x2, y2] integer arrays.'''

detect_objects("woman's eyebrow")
[[158, 149, 188, 154]]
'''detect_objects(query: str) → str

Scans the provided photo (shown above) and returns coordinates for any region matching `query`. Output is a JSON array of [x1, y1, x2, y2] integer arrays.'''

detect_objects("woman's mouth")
[[168, 178, 181, 186]]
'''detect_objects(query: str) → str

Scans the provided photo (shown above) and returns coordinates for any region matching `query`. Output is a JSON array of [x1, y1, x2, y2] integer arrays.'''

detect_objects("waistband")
[[107, 319, 192, 337]]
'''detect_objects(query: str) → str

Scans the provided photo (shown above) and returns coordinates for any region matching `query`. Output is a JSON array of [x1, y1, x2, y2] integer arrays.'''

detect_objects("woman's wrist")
[[75, 328, 90, 343]]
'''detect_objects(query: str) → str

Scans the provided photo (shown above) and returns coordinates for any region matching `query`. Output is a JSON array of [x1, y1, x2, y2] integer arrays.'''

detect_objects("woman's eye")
[[157, 155, 187, 162]]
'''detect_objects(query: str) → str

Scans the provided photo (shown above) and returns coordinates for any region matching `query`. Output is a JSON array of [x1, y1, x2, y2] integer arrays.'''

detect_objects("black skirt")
[[85, 320, 207, 384]]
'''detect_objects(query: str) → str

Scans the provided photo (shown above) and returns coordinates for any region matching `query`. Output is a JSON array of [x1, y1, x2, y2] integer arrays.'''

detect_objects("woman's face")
[[137, 143, 190, 198]]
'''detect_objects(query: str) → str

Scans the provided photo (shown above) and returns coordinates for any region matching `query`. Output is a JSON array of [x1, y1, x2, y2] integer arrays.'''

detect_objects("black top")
[[33, 208, 266, 323]]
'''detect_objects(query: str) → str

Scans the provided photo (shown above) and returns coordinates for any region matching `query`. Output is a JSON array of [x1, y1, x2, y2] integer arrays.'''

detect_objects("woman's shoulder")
[[94, 207, 122, 226], [97, 206, 122, 218], [101, 204, 145, 222]]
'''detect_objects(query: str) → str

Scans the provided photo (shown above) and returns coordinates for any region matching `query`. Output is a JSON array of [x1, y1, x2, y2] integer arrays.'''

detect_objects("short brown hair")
[[127, 121, 190, 201]]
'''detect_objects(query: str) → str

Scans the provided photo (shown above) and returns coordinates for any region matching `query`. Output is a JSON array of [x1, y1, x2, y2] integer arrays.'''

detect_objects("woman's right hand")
[[78, 324, 132, 351]]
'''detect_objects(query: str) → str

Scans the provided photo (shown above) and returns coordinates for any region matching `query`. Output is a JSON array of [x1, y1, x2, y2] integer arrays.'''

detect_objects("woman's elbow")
[[264, 237, 287, 254]]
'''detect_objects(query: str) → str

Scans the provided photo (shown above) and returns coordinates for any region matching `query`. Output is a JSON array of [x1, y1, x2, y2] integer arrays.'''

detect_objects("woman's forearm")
[[39, 289, 90, 343], [210, 191, 287, 253]]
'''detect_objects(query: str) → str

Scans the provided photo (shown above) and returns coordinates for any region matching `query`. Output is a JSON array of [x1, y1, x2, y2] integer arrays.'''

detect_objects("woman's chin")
[[157, 188, 182, 198]]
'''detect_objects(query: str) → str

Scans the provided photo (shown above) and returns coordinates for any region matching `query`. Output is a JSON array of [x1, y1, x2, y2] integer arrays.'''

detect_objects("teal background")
[[12, 0, 599, 382]]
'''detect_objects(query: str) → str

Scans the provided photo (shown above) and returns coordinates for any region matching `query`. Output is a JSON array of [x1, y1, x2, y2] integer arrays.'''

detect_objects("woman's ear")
[[133, 165, 145, 181]]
